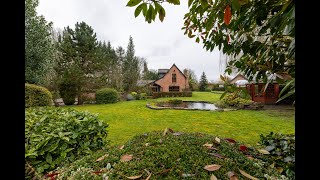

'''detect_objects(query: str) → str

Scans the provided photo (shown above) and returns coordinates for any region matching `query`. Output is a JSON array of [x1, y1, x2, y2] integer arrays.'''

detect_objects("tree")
[[199, 72, 208, 91], [122, 36, 140, 91], [142, 60, 159, 80], [56, 22, 98, 104], [25, 0, 55, 85], [127, 0, 295, 103], [183, 68, 198, 91]]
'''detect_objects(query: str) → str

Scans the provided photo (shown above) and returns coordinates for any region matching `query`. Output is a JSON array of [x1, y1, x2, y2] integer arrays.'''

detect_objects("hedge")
[[25, 83, 53, 108], [152, 91, 192, 98]]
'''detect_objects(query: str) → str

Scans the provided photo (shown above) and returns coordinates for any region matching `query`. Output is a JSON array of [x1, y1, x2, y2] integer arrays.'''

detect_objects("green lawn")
[[66, 92, 295, 146]]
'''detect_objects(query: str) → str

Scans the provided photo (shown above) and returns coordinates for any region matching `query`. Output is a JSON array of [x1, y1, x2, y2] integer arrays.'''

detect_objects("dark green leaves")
[[188, 0, 194, 7], [146, 4, 154, 23], [134, 3, 147, 17], [126, 0, 142, 7], [167, 0, 180, 5], [232, 0, 240, 11], [200, 0, 209, 9]]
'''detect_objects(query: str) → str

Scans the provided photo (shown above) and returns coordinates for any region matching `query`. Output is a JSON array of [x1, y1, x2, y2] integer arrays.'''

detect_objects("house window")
[[169, 86, 179, 92], [172, 74, 176, 83]]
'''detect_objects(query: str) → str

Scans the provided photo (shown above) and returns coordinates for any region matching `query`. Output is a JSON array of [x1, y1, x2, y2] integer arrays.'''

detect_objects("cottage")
[[230, 73, 292, 104], [146, 64, 189, 92]]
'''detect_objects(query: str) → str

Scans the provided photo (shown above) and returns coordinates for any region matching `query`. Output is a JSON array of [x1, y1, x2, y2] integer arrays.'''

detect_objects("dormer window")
[[172, 74, 176, 83]]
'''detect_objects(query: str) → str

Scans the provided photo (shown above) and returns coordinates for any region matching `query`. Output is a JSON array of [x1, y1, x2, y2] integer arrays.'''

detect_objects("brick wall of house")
[[155, 65, 189, 92]]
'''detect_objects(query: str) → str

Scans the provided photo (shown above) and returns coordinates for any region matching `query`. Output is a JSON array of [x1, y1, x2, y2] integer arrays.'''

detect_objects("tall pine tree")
[[122, 36, 140, 92], [199, 72, 208, 91]]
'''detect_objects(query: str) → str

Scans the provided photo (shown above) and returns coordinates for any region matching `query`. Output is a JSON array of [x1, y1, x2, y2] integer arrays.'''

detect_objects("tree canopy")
[[127, 0, 295, 102]]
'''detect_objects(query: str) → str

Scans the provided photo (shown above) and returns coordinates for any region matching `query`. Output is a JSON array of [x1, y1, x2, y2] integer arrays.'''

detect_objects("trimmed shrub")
[[259, 132, 295, 179], [205, 88, 211, 92], [58, 79, 78, 105], [50, 131, 285, 180], [25, 83, 53, 108], [222, 93, 253, 108], [168, 99, 183, 105], [25, 107, 108, 178], [96, 88, 118, 104], [152, 91, 192, 98]]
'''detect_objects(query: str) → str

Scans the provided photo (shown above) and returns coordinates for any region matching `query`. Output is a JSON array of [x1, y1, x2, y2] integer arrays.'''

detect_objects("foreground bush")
[[25, 107, 108, 178], [96, 88, 119, 104], [221, 93, 253, 108], [25, 83, 52, 108], [49, 131, 287, 180], [259, 132, 295, 179]]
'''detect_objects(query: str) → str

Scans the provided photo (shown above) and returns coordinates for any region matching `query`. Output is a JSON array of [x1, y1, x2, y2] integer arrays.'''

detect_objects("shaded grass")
[[66, 92, 295, 146]]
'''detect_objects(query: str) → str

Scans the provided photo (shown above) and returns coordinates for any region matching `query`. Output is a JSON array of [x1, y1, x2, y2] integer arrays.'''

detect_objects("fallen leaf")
[[92, 170, 103, 174], [159, 139, 163, 144], [239, 169, 258, 180], [208, 153, 225, 159], [203, 142, 213, 148], [214, 137, 221, 144], [227, 171, 238, 180], [145, 173, 152, 180], [120, 154, 133, 162], [157, 168, 172, 175], [103, 175, 109, 180], [239, 145, 248, 151], [270, 162, 275, 168], [182, 173, 196, 177], [145, 143, 150, 146], [209, 147, 219, 150], [106, 163, 111, 170], [204, 164, 221, 171], [210, 174, 218, 180], [276, 167, 284, 173], [119, 145, 125, 150], [125, 174, 142, 179], [96, 154, 109, 162], [163, 128, 169, 136], [168, 128, 174, 133], [172, 132, 183, 136], [246, 155, 254, 160], [265, 145, 275, 152], [225, 138, 236, 143], [258, 149, 270, 154]]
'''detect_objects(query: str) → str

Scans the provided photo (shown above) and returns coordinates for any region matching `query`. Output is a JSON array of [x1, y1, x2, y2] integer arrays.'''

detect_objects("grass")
[[66, 92, 295, 147]]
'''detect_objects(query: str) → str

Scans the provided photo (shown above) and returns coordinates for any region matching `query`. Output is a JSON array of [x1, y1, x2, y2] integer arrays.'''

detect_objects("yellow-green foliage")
[[25, 83, 52, 108]]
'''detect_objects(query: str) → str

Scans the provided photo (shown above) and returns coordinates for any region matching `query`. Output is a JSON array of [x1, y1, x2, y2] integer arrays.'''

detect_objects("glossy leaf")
[[126, 0, 142, 7], [134, 3, 146, 17]]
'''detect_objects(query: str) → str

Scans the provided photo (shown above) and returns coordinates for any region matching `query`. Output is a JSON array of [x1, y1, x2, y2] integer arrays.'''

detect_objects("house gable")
[[229, 74, 248, 84], [154, 64, 189, 92]]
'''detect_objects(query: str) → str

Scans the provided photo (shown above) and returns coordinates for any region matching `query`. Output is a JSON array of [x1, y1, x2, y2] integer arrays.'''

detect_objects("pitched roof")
[[155, 64, 187, 82], [136, 80, 154, 87], [229, 74, 248, 83]]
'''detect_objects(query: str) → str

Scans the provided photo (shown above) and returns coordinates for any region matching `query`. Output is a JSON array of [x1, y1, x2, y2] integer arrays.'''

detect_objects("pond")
[[151, 101, 220, 111]]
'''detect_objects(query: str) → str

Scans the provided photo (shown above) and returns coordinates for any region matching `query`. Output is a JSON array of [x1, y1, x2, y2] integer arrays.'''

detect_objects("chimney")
[[183, 69, 189, 90]]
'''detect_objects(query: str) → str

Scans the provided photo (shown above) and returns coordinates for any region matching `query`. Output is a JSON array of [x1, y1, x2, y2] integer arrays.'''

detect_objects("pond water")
[[186, 102, 219, 110], [156, 101, 219, 110]]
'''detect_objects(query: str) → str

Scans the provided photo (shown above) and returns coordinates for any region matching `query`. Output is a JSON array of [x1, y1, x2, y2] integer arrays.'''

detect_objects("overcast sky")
[[37, 0, 228, 82]]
